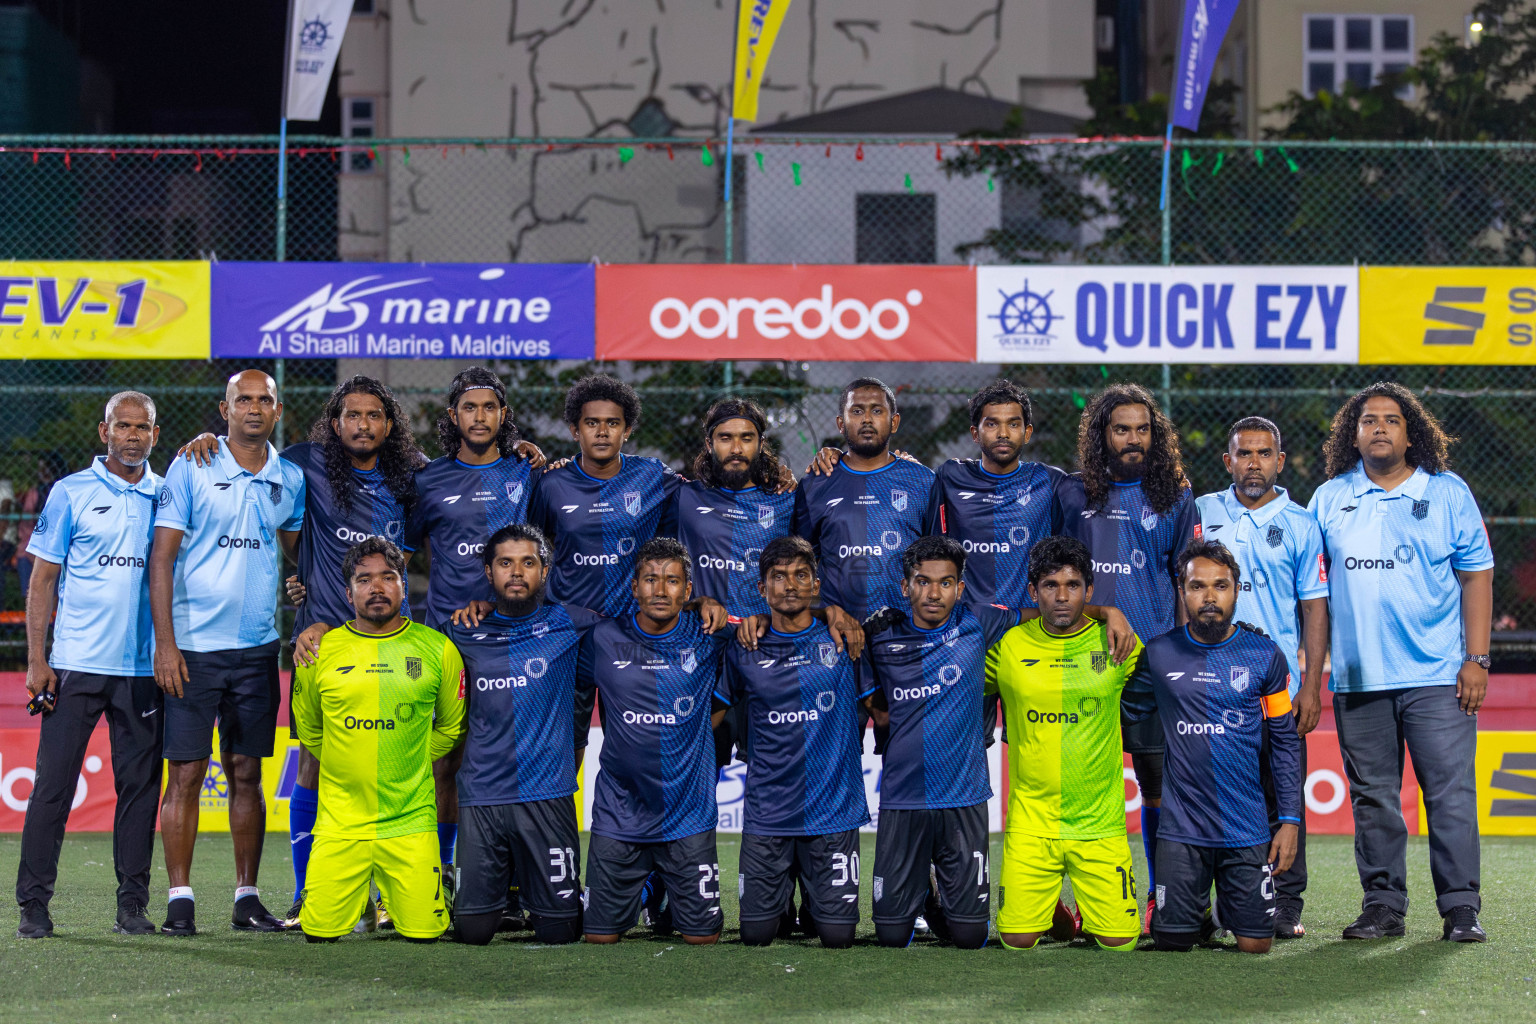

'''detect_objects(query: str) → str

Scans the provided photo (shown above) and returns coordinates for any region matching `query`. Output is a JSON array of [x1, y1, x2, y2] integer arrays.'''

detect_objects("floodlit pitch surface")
[[2, 834, 1531, 1023]]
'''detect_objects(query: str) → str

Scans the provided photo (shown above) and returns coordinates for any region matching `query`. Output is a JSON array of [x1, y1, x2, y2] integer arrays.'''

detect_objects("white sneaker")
[[913, 915, 932, 937], [353, 898, 378, 934]]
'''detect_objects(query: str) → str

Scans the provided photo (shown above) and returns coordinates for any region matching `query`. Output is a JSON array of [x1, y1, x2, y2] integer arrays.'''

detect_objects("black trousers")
[[15, 671, 163, 908]]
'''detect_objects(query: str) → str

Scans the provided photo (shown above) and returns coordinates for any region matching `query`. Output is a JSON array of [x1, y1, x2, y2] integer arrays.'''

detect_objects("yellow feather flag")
[[732, 0, 794, 122]]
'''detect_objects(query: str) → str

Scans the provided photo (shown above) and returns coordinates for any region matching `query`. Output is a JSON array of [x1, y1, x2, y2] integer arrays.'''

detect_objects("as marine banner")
[[0, 261, 210, 359]]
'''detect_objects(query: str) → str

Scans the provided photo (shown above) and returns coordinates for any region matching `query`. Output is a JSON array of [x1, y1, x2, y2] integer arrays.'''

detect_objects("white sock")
[[235, 886, 259, 902], [169, 886, 194, 903]]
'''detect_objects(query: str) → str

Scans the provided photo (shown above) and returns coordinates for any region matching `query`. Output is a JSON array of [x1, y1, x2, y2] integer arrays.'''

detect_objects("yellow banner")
[[1413, 730, 1536, 837], [0, 261, 209, 359], [733, 0, 794, 122], [1360, 266, 1536, 364]]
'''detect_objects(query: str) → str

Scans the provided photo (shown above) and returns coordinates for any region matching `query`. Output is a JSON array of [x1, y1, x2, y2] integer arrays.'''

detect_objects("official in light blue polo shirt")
[[1195, 415, 1330, 939], [1308, 383, 1493, 945], [15, 392, 166, 938], [149, 369, 303, 936]]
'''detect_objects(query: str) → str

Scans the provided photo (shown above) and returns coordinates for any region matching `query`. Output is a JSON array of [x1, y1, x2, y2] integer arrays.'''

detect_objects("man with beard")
[[1060, 384, 1197, 930], [151, 370, 305, 936], [179, 375, 429, 926], [1122, 540, 1301, 955], [1195, 416, 1328, 938], [16, 392, 163, 939], [445, 523, 601, 946]]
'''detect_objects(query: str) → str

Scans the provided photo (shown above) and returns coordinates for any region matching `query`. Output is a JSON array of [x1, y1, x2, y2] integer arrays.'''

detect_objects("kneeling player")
[[1123, 540, 1300, 955], [448, 524, 600, 945], [984, 537, 1141, 951], [579, 539, 732, 944], [717, 537, 868, 948], [292, 539, 466, 942]]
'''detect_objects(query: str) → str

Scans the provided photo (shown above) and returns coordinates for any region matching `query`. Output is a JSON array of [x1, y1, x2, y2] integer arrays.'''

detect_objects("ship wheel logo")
[[299, 17, 331, 51], [989, 280, 1062, 340]]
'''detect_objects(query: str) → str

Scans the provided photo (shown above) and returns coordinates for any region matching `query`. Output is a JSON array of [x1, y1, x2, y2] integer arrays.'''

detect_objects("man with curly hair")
[[1308, 382, 1493, 944], [1059, 383, 1198, 931]]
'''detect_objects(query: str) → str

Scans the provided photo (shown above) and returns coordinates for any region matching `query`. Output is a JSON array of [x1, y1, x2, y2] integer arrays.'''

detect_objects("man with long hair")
[[1308, 382, 1492, 943], [1059, 383, 1197, 932]]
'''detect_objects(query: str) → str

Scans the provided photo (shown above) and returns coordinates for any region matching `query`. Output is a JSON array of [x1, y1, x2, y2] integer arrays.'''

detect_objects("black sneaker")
[[114, 901, 155, 935], [231, 895, 284, 932], [161, 897, 196, 936], [1274, 903, 1306, 939], [280, 891, 304, 932], [1441, 906, 1487, 943], [17, 900, 52, 939], [1342, 904, 1405, 940]]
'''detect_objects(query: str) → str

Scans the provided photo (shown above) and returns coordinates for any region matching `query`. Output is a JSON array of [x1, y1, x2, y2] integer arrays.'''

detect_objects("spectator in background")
[[0, 474, 15, 610], [17, 453, 69, 603]]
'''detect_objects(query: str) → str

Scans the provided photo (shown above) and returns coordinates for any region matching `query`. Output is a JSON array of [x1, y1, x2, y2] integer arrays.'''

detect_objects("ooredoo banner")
[[976, 266, 1359, 364], [211, 262, 595, 360], [596, 264, 976, 361]]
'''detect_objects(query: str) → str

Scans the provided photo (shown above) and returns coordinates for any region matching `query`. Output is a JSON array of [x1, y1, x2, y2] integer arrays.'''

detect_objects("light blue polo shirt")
[[26, 457, 161, 676], [156, 439, 305, 653], [1307, 464, 1493, 693], [1196, 485, 1329, 697]]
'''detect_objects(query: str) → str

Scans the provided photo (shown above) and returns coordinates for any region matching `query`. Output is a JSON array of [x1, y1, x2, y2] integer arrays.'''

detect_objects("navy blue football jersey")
[[793, 459, 938, 622], [447, 602, 603, 807], [405, 455, 540, 630], [717, 621, 869, 836], [282, 441, 410, 635], [928, 458, 1066, 609], [855, 603, 1018, 811], [1059, 477, 1198, 642], [577, 612, 730, 842], [528, 455, 680, 619], [674, 480, 799, 618], [1123, 626, 1301, 848]]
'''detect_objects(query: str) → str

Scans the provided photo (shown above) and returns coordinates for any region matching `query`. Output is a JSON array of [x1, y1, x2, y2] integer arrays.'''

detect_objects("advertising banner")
[[211, 262, 596, 360], [0, 261, 210, 359], [1360, 266, 1536, 364], [976, 266, 1358, 364], [597, 264, 976, 362]]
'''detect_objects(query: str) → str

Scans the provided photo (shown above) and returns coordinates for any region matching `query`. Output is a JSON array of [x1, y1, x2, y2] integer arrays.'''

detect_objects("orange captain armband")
[[1261, 690, 1293, 719]]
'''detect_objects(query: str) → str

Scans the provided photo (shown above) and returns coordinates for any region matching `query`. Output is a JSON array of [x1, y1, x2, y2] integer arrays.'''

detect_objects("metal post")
[[274, 115, 289, 450], [723, 0, 741, 392]]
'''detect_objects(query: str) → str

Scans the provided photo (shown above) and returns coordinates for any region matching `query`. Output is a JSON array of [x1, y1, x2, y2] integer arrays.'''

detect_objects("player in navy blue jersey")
[[717, 536, 869, 948], [795, 378, 939, 624], [577, 538, 733, 944], [1122, 540, 1301, 954], [1059, 383, 1197, 928], [856, 535, 1020, 950], [528, 375, 680, 619], [445, 523, 601, 946]]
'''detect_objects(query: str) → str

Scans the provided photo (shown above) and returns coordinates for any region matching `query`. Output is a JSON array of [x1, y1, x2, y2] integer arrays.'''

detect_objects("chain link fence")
[[4, 135, 1536, 656]]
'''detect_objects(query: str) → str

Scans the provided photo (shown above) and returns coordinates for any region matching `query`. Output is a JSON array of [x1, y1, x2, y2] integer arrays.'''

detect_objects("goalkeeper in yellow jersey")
[[292, 538, 466, 942], [984, 536, 1143, 951]]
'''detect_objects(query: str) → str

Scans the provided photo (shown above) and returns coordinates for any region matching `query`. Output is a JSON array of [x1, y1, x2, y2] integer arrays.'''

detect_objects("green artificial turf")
[[1, 833, 1531, 1023]]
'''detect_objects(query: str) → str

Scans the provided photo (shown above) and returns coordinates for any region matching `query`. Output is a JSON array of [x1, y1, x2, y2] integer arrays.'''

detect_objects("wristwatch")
[[1465, 654, 1491, 670]]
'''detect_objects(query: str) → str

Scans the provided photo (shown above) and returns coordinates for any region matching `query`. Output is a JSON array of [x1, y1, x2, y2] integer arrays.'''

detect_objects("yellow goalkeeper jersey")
[[292, 620, 466, 840], [984, 618, 1142, 841]]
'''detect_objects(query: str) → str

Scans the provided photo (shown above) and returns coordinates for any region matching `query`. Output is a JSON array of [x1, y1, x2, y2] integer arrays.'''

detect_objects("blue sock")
[[438, 822, 458, 867], [1140, 805, 1161, 897], [289, 784, 318, 901]]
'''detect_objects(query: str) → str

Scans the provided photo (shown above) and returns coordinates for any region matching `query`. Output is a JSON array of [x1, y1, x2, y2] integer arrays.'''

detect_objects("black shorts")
[[163, 642, 281, 761], [1123, 711, 1165, 754], [584, 830, 721, 937], [1154, 838, 1275, 940], [873, 804, 990, 926], [456, 798, 583, 920], [739, 829, 861, 925]]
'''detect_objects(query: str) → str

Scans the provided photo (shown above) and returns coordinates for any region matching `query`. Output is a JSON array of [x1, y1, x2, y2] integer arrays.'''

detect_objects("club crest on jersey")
[[891, 489, 908, 512], [1140, 508, 1159, 531], [622, 491, 643, 517], [1266, 524, 1284, 548], [1015, 490, 1032, 508], [818, 643, 838, 668], [757, 504, 775, 529], [405, 657, 423, 680], [680, 648, 697, 674], [507, 481, 524, 504], [269, 482, 284, 505], [1091, 651, 1107, 674], [1230, 666, 1250, 692], [1412, 499, 1429, 521]]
